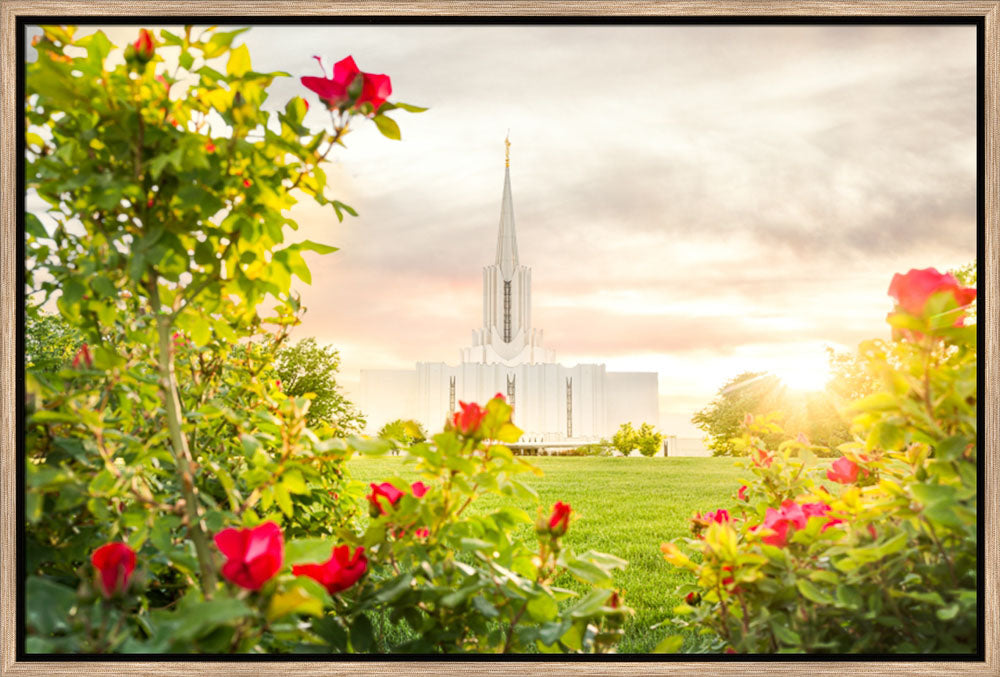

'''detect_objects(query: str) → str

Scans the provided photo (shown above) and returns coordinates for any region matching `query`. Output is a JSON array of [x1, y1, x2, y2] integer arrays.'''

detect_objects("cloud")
[[30, 23, 976, 430]]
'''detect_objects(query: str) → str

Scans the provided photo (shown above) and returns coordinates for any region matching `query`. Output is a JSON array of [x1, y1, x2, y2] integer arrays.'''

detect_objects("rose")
[[301, 55, 392, 113], [292, 545, 367, 595], [826, 456, 860, 484], [888, 267, 976, 317], [91, 543, 136, 598], [72, 343, 93, 369], [130, 29, 155, 63], [358, 71, 392, 112], [752, 448, 773, 468], [451, 401, 487, 436], [301, 55, 359, 109], [704, 509, 731, 524], [214, 522, 283, 590], [737, 485, 748, 501], [367, 480, 429, 516], [759, 500, 807, 547], [758, 499, 842, 546], [548, 501, 572, 537]]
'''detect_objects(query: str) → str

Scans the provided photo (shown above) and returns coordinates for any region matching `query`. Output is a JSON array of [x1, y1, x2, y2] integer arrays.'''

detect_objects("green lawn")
[[348, 455, 744, 653]]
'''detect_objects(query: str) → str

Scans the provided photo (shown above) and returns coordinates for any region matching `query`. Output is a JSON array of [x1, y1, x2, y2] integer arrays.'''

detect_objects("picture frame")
[[1, 1, 996, 674]]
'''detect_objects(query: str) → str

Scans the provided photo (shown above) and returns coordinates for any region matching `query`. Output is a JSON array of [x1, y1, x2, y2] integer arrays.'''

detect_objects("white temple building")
[[360, 138, 659, 442]]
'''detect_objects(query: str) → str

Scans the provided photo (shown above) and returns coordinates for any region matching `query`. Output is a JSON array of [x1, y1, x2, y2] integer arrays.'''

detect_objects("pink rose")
[[827, 457, 860, 484], [888, 268, 976, 317]]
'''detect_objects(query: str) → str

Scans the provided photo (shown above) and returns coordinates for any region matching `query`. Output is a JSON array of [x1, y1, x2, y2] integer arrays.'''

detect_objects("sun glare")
[[773, 355, 832, 393]]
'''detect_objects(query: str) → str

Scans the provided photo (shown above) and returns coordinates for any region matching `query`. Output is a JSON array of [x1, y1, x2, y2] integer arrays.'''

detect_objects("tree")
[[635, 423, 664, 457], [273, 337, 365, 434], [24, 310, 82, 374], [377, 418, 427, 444], [692, 372, 788, 456], [611, 422, 637, 456]]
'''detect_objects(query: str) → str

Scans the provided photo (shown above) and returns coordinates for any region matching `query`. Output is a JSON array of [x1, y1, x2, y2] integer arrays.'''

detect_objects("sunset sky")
[[30, 23, 978, 437]]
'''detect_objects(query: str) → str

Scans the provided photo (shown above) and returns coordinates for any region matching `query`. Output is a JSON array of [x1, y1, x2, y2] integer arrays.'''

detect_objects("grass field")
[[348, 455, 744, 653]]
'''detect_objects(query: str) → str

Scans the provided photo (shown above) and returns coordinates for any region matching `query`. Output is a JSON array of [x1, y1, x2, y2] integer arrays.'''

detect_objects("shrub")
[[659, 268, 977, 654], [23, 26, 629, 654]]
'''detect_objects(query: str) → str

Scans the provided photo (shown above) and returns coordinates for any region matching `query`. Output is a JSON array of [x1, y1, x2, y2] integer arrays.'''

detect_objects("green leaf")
[[331, 200, 357, 222], [373, 114, 401, 141], [911, 483, 957, 507], [652, 634, 684, 653], [26, 577, 76, 635], [374, 574, 414, 603], [771, 620, 802, 645], [267, 585, 325, 621], [226, 44, 252, 78], [286, 538, 334, 565], [796, 578, 834, 605], [526, 593, 559, 622], [935, 435, 970, 461], [296, 240, 339, 255], [392, 101, 428, 113], [350, 614, 374, 652], [274, 483, 293, 517], [472, 595, 500, 618]]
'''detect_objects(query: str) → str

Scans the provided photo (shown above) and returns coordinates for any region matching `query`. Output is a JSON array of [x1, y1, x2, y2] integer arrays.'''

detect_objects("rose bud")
[[91, 542, 137, 598]]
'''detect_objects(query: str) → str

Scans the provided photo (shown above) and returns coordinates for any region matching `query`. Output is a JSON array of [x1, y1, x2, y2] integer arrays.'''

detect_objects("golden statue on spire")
[[505, 131, 511, 168]]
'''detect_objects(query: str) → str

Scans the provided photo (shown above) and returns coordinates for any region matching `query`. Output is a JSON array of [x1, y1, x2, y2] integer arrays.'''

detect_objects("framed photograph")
[[2, 1, 996, 675]]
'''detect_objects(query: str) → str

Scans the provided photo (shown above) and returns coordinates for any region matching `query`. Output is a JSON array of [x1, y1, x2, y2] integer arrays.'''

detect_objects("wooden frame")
[[1, 2, 996, 674]]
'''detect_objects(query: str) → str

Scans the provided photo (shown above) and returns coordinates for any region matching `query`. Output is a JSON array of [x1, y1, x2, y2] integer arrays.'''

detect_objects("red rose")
[[888, 268, 976, 317], [761, 507, 791, 547], [827, 456, 859, 484], [703, 509, 731, 524], [91, 543, 136, 598], [367, 481, 405, 515], [301, 55, 361, 109], [800, 502, 830, 519], [133, 29, 155, 62], [72, 343, 93, 369], [801, 501, 844, 531], [292, 544, 367, 595], [410, 481, 429, 498], [548, 501, 571, 536], [685, 591, 699, 605], [358, 72, 392, 112], [214, 521, 283, 590], [451, 401, 487, 436]]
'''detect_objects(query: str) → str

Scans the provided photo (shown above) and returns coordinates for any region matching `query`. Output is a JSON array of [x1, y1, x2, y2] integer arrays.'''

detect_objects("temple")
[[360, 136, 659, 442]]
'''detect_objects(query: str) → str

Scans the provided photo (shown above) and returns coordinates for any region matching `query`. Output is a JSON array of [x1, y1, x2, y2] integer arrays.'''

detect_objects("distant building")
[[360, 138, 659, 441]]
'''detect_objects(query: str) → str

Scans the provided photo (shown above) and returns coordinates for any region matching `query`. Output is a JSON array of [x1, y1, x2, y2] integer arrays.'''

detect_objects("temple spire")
[[495, 133, 519, 280]]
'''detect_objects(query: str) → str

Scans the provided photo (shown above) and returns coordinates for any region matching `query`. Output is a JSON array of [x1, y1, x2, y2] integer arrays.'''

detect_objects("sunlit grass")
[[348, 455, 744, 653]]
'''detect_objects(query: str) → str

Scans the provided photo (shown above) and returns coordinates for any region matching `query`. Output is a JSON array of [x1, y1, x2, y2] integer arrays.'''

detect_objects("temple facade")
[[359, 138, 659, 442]]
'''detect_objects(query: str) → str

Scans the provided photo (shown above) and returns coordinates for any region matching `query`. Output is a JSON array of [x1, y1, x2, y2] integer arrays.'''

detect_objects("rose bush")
[[658, 268, 977, 654], [24, 26, 629, 654]]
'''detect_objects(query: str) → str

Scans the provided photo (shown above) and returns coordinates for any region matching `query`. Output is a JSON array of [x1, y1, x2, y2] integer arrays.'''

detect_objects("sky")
[[32, 23, 978, 437]]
